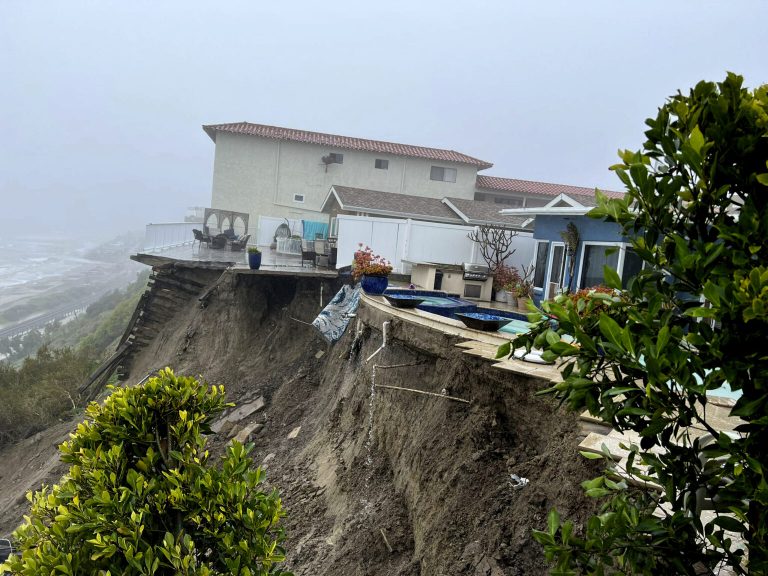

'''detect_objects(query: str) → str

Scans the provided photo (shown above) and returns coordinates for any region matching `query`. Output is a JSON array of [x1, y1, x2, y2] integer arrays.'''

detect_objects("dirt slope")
[[0, 267, 597, 575]]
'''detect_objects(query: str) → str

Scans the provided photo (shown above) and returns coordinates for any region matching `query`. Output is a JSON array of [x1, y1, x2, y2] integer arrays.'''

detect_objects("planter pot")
[[517, 297, 533, 311], [508, 295, 519, 308], [248, 252, 262, 270], [360, 274, 388, 295], [495, 289, 509, 303]]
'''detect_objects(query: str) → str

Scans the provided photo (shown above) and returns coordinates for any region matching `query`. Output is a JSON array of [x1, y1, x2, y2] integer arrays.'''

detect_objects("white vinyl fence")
[[335, 215, 536, 273]]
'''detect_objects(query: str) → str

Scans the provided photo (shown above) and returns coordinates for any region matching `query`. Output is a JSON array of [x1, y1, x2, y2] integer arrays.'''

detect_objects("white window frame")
[[429, 165, 457, 183], [532, 240, 550, 291], [576, 241, 637, 290], [545, 241, 566, 296], [293, 193, 305, 204]]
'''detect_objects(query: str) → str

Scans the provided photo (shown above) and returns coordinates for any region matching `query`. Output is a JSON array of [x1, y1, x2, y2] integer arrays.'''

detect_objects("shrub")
[[2, 368, 292, 576], [502, 74, 768, 573]]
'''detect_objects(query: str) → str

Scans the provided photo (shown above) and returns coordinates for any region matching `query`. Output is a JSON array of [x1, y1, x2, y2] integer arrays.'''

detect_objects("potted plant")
[[513, 279, 534, 309], [512, 264, 535, 310], [352, 244, 393, 294], [247, 246, 262, 270], [503, 281, 518, 307], [494, 266, 520, 303]]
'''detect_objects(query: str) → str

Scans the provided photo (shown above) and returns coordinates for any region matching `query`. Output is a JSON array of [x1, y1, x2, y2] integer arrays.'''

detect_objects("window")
[[375, 158, 389, 170], [329, 152, 344, 164], [533, 241, 549, 289], [578, 243, 645, 290], [580, 244, 620, 288], [621, 248, 643, 287], [293, 194, 305, 203], [430, 166, 457, 183], [549, 244, 565, 286], [493, 196, 524, 207]]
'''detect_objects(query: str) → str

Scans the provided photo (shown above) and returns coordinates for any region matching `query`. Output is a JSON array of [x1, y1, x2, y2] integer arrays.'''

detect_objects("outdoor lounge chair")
[[229, 234, 250, 251], [192, 228, 212, 250], [314, 239, 329, 267], [210, 234, 228, 250], [301, 240, 316, 267]]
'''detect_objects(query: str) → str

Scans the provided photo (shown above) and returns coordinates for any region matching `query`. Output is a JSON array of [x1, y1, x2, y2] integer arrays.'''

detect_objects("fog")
[[1, 0, 765, 241]]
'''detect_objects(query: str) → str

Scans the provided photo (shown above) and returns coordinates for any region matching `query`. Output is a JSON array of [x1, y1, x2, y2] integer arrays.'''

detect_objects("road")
[[0, 298, 95, 340]]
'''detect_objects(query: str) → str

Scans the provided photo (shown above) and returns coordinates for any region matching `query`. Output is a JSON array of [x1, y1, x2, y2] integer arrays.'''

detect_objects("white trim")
[[442, 198, 471, 223], [546, 242, 566, 295], [499, 206, 591, 216], [320, 186, 342, 212], [576, 241, 635, 289], [532, 239, 550, 290], [544, 193, 586, 209]]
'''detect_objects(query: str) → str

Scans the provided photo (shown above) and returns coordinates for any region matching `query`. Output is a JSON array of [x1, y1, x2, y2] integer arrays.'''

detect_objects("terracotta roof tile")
[[203, 122, 494, 169], [476, 175, 625, 199]]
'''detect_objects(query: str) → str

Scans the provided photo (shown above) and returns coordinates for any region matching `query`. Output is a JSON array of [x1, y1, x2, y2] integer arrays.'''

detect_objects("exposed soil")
[[0, 267, 599, 575]]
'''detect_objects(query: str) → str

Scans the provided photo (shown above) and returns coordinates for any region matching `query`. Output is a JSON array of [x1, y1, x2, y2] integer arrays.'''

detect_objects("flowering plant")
[[493, 265, 520, 291], [352, 244, 392, 281]]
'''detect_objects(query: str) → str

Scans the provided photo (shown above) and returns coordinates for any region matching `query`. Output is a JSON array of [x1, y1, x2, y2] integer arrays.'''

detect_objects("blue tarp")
[[312, 285, 361, 343], [302, 220, 329, 240]]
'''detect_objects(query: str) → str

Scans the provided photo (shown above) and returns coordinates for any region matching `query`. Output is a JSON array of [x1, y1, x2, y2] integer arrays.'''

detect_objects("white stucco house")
[[202, 121, 615, 241]]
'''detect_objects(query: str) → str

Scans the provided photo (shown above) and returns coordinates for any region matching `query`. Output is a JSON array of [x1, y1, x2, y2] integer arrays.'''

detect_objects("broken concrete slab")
[[211, 396, 265, 433], [287, 426, 301, 439], [232, 422, 264, 443]]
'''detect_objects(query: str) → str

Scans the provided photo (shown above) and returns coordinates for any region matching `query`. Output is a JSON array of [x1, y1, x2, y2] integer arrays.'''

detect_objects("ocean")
[[0, 233, 143, 328], [0, 235, 101, 291]]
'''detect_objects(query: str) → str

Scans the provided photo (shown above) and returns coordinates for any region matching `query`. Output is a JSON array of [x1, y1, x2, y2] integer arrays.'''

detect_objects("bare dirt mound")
[[0, 268, 598, 575]]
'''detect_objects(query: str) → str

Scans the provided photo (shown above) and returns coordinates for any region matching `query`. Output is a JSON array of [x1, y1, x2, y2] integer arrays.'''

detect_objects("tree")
[[500, 74, 768, 573], [2, 368, 292, 576], [468, 225, 519, 274]]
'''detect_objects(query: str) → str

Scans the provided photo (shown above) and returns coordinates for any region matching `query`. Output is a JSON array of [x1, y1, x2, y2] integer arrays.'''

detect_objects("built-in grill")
[[462, 263, 491, 281]]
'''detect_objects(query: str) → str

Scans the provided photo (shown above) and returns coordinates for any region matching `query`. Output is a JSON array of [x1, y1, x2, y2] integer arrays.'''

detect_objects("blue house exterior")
[[500, 193, 639, 305]]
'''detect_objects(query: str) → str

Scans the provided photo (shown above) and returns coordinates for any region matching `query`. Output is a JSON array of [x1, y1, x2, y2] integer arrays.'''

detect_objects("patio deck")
[[133, 243, 339, 278]]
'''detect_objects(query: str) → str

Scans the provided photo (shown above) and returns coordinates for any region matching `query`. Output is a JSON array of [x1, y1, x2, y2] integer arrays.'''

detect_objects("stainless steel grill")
[[462, 262, 490, 281]]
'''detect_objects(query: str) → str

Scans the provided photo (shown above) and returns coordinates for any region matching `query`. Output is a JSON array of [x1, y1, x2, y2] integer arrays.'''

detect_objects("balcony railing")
[[143, 222, 198, 252]]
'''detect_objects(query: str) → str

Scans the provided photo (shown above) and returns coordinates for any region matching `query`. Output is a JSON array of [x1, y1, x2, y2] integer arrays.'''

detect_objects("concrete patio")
[[135, 242, 339, 277]]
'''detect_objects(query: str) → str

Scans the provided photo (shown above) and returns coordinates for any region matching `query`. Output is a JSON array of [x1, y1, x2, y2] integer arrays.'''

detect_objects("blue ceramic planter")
[[248, 252, 262, 270], [360, 274, 388, 295]]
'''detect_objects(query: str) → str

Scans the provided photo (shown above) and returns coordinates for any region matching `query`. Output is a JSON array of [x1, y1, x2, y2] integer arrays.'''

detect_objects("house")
[[202, 121, 626, 284], [203, 122, 621, 238], [203, 122, 493, 235], [499, 191, 637, 303]]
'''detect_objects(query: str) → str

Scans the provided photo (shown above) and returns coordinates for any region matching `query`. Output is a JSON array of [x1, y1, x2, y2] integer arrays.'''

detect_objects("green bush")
[[504, 74, 768, 573], [0, 345, 98, 446], [2, 369, 292, 576]]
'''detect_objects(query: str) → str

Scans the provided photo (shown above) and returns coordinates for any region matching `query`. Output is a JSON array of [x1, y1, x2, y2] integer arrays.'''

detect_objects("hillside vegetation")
[[0, 270, 150, 448]]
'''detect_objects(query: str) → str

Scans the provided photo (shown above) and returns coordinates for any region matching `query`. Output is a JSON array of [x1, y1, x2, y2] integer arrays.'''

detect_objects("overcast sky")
[[1, 1, 765, 240]]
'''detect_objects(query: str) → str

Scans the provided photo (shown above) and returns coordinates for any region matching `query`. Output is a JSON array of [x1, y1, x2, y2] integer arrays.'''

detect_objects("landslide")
[[0, 267, 598, 575]]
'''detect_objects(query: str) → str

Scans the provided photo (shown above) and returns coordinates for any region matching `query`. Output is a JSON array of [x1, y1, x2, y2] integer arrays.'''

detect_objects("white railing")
[[143, 222, 198, 252]]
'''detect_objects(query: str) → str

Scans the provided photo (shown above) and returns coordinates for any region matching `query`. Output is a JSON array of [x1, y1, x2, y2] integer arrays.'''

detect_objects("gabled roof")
[[499, 192, 599, 218], [442, 197, 532, 230], [322, 186, 464, 224], [203, 122, 494, 169], [476, 174, 624, 199]]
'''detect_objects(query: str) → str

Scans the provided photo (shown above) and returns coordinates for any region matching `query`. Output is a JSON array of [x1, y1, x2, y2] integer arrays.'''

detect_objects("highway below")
[[0, 298, 95, 341]]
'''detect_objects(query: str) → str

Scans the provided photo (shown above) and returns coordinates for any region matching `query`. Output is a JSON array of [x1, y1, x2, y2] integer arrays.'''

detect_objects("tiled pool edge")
[[360, 293, 561, 383]]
